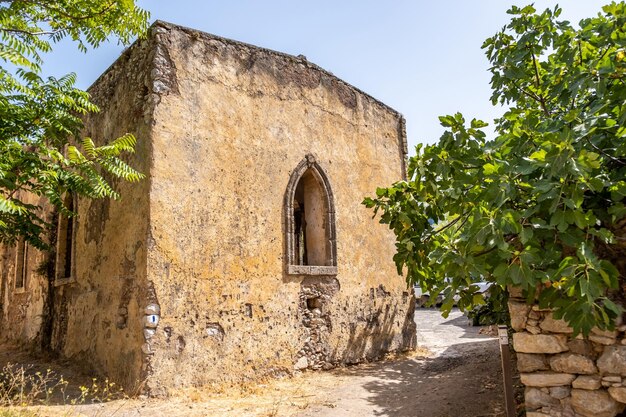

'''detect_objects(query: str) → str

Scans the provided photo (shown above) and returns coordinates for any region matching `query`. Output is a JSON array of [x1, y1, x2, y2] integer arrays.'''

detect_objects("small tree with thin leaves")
[[0, 0, 150, 248]]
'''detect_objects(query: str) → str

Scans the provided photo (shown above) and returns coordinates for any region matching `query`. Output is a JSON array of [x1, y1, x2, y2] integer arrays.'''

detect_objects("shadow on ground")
[[361, 309, 509, 417], [365, 342, 505, 417], [298, 308, 511, 417]]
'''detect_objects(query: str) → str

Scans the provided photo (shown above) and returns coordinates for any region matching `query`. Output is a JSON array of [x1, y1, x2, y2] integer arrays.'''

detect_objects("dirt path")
[[3, 309, 512, 417], [295, 309, 506, 417]]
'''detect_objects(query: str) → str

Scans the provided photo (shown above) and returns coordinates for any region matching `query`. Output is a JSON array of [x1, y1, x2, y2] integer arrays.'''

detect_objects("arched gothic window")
[[285, 154, 337, 275]]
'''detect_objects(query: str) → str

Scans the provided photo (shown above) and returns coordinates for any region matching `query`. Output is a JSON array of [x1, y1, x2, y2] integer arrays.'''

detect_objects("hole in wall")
[[176, 335, 186, 353], [307, 297, 322, 311]]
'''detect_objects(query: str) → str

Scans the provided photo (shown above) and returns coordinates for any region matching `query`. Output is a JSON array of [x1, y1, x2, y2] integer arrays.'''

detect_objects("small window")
[[56, 193, 75, 282], [285, 154, 337, 275], [14, 238, 27, 289]]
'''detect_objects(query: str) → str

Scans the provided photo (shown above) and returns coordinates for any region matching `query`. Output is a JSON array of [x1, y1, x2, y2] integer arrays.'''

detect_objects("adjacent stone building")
[[0, 21, 416, 394]]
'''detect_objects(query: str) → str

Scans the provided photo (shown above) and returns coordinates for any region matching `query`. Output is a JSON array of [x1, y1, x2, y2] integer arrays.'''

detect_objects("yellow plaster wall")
[[143, 23, 415, 393]]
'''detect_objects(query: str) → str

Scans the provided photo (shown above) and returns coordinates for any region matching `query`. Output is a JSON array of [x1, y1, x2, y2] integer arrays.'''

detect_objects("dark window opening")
[[15, 238, 27, 289], [294, 185, 307, 265], [56, 193, 75, 281], [293, 169, 328, 266]]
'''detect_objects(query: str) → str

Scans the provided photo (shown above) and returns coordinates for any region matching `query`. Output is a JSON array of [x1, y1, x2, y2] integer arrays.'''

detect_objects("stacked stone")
[[294, 282, 336, 371], [509, 294, 626, 417]]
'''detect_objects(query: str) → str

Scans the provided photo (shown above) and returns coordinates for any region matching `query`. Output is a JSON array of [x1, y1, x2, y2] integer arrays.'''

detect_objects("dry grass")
[[0, 410, 38, 417], [0, 362, 129, 417]]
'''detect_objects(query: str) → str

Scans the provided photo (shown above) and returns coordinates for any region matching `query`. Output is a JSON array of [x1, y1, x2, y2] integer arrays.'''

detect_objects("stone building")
[[0, 21, 416, 394]]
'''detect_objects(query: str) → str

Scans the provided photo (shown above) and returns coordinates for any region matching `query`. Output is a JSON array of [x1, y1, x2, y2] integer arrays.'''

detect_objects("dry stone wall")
[[509, 290, 626, 417]]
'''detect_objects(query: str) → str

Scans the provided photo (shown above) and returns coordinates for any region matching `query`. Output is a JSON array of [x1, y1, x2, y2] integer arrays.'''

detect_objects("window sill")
[[13, 287, 26, 294], [287, 265, 338, 275], [54, 277, 75, 287]]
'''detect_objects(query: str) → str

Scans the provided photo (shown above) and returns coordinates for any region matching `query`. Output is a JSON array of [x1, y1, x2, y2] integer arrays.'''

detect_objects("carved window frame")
[[285, 154, 337, 275]]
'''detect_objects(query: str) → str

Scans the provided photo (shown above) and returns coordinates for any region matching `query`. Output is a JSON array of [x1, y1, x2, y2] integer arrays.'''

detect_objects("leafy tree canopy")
[[365, 2, 626, 335], [0, 0, 149, 249]]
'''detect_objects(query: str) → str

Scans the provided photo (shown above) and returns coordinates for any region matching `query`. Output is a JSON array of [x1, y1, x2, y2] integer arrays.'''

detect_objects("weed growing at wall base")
[[0, 362, 127, 414]]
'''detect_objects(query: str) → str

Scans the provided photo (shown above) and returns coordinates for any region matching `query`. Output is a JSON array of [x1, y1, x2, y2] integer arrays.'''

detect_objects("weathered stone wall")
[[50, 35, 156, 389], [141, 22, 415, 394], [0, 194, 51, 347], [509, 291, 626, 417]]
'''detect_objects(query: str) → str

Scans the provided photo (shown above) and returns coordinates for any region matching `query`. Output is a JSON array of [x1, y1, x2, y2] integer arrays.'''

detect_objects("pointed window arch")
[[285, 154, 337, 275]]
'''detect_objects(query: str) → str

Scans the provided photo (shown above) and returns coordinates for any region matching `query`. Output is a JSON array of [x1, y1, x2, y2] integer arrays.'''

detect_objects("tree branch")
[[427, 210, 471, 240], [578, 39, 583, 65], [530, 48, 550, 116], [511, 80, 544, 106], [472, 246, 498, 257], [3, 0, 117, 23], [0, 27, 59, 37], [584, 137, 626, 166]]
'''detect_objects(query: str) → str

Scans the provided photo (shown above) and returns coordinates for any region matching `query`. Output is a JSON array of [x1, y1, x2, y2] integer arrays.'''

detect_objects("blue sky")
[[44, 1, 608, 153]]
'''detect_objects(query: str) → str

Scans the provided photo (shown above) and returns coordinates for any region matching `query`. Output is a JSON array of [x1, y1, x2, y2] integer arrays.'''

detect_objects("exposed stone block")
[[145, 303, 161, 315], [549, 385, 571, 399], [143, 314, 159, 329], [549, 353, 598, 375], [509, 300, 530, 331], [513, 332, 569, 354], [571, 389, 624, 417], [540, 314, 573, 333], [598, 347, 626, 376], [518, 353, 549, 372], [294, 356, 308, 370], [568, 339, 594, 356], [573, 375, 602, 390], [608, 386, 626, 403], [520, 372, 576, 387], [526, 387, 560, 409], [591, 334, 618, 346], [507, 285, 524, 299], [592, 327, 618, 338]]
